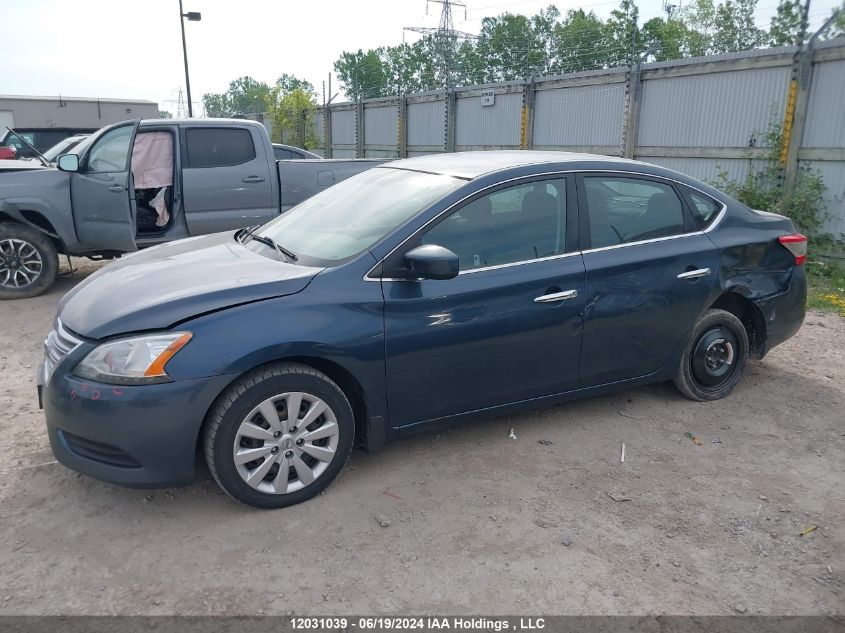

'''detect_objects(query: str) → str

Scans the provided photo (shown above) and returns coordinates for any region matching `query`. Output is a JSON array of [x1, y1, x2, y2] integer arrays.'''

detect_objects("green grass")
[[807, 259, 845, 317]]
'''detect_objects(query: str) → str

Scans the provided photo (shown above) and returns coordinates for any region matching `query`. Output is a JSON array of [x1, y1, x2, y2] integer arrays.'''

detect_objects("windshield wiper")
[[246, 231, 298, 262]]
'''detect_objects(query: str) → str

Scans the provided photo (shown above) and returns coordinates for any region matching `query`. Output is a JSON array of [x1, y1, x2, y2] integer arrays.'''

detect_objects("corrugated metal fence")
[[312, 40, 845, 237]]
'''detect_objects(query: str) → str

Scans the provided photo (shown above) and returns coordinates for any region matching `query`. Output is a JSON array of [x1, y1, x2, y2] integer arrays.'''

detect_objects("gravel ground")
[[0, 260, 842, 616]]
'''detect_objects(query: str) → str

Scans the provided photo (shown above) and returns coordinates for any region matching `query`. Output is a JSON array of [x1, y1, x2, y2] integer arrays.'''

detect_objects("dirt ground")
[[0, 259, 842, 616]]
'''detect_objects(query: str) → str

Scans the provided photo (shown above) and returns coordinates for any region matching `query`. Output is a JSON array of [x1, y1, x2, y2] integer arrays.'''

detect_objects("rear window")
[[681, 187, 722, 229], [185, 128, 255, 168]]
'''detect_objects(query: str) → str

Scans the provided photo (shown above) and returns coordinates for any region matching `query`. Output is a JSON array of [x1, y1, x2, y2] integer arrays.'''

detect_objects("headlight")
[[73, 332, 192, 385]]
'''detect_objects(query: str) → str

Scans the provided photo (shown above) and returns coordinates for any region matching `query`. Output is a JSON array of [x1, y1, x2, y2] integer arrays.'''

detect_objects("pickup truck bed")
[[279, 159, 387, 212]]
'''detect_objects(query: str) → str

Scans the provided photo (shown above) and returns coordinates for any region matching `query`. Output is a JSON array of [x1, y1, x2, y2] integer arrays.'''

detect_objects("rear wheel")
[[204, 363, 355, 509], [0, 223, 58, 299], [674, 308, 749, 401]]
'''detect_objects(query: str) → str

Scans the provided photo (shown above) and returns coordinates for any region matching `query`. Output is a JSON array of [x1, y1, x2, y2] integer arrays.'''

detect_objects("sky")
[[1, 0, 841, 114]]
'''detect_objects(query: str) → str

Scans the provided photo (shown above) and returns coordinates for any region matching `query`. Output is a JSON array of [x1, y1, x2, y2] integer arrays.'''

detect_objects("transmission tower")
[[405, 0, 474, 89], [163, 87, 187, 118], [662, 0, 681, 19]]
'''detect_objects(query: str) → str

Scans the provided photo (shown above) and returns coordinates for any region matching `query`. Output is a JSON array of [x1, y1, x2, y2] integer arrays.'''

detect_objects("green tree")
[[640, 17, 690, 60], [453, 38, 485, 86], [681, 0, 718, 56], [712, 0, 767, 52], [769, 0, 805, 46], [225, 76, 272, 115], [476, 13, 546, 81], [275, 74, 315, 95], [334, 49, 389, 100], [202, 92, 232, 117], [552, 9, 609, 73], [266, 74, 319, 147], [202, 76, 272, 117], [267, 88, 318, 148], [530, 5, 562, 75], [604, 0, 641, 66], [823, 4, 845, 39]]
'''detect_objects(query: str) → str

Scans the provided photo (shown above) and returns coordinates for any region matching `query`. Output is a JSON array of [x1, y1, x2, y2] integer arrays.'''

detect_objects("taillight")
[[778, 233, 807, 266]]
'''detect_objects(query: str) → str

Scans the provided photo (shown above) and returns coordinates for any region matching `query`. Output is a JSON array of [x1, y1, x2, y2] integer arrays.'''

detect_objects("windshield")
[[68, 133, 96, 157], [254, 167, 463, 265], [43, 136, 85, 162]]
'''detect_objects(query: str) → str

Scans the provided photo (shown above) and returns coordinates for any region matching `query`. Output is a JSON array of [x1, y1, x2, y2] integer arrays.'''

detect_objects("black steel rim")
[[690, 324, 740, 391]]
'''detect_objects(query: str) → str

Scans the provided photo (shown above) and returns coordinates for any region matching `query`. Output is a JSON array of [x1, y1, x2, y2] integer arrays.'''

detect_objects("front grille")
[[43, 318, 82, 385], [60, 430, 142, 469]]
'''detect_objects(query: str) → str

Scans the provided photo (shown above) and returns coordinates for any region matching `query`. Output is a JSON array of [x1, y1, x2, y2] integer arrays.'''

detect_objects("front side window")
[[254, 167, 463, 265], [422, 178, 567, 271], [86, 125, 133, 173], [584, 176, 685, 248], [185, 128, 255, 168]]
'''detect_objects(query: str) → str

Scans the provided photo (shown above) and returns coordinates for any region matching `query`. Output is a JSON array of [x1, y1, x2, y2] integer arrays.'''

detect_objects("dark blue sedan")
[[40, 152, 807, 508]]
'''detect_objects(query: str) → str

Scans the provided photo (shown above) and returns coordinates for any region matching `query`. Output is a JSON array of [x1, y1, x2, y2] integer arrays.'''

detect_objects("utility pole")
[[782, 6, 841, 197], [178, 0, 201, 117]]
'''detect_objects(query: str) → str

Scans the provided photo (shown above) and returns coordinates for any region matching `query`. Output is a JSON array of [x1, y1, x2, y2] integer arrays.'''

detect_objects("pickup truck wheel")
[[0, 224, 58, 299], [203, 362, 355, 509]]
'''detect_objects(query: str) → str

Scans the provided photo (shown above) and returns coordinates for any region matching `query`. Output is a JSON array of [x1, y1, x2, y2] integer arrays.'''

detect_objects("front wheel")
[[203, 363, 355, 509], [674, 308, 749, 401], [0, 223, 58, 299]]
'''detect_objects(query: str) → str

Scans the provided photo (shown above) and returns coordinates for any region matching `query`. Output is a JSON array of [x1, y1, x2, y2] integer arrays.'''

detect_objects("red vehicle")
[[0, 146, 16, 160]]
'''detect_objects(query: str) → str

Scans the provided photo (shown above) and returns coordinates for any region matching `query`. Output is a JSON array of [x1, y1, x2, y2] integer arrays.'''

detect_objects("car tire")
[[204, 362, 355, 509], [0, 223, 59, 299], [674, 308, 749, 401]]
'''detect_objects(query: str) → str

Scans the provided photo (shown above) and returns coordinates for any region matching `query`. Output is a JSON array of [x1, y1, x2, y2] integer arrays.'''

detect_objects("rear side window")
[[681, 187, 722, 229], [274, 147, 302, 160], [185, 128, 255, 168], [583, 176, 686, 248]]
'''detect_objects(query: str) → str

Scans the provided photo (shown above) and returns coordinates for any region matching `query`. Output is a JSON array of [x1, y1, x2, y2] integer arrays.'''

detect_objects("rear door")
[[577, 173, 720, 386], [181, 126, 274, 234], [71, 120, 139, 252]]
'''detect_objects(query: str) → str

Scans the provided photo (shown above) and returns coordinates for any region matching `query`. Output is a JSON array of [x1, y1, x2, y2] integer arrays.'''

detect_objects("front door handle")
[[108, 184, 124, 192], [677, 268, 711, 280], [241, 176, 265, 183], [534, 289, 578, 303]]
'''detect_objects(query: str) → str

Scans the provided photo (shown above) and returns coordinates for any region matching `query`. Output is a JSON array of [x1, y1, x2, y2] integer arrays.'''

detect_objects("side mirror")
[[56, 154, 79, 173], [404, 244, 459, 280]]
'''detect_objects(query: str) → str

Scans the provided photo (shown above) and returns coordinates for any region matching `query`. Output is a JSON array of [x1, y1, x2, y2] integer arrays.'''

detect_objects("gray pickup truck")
[[0, 118, 382, 298]]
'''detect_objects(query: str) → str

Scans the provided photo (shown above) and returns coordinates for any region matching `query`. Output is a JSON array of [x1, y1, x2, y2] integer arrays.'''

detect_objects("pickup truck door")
[[181, 126, 275, 235], [71, 120, 139, 253]]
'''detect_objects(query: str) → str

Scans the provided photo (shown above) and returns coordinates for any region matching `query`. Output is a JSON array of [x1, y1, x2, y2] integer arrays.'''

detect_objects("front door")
[[383, 175, 585, 428], [181, 126, 274, 235], [577, 173, 720, 386], [71, 121, 139, 252]]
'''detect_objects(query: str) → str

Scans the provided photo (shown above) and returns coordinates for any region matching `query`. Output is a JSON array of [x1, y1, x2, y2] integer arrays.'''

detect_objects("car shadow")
[[4, 348, 838, 517]]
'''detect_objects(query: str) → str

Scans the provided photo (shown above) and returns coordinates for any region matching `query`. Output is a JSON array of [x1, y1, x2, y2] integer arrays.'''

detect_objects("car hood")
[[0, 159, 50, 171], [59, 233, 324, 339]]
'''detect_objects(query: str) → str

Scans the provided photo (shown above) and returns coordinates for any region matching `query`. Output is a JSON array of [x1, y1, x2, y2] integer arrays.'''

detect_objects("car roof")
[[139, 118, 265, 127], [384, 150, 647, 180]]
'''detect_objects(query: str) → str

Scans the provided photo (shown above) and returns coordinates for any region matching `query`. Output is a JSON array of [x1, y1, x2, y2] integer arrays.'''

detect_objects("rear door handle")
[[534, 289, 578, 303], [677, 268, 711, 280], [108, 184, 124, 192], [241, 176, 265, 183]]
